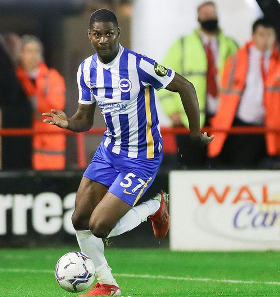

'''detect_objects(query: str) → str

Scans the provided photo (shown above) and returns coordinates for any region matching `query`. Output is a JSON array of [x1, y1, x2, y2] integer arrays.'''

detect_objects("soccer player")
[[43, 8, 214, 296]]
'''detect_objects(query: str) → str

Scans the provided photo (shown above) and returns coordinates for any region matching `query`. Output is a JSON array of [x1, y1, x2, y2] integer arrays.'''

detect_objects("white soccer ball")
[[55, 251, 95, 292]]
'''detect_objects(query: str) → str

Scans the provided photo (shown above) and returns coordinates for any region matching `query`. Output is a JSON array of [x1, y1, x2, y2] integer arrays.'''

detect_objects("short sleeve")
[[77, 61, 96, 105], [139, 56, 175, 90]]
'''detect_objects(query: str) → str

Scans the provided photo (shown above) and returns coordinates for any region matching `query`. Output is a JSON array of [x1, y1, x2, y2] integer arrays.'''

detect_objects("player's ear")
[[87, 29, 91, 40], [117, 27, 121, 38]]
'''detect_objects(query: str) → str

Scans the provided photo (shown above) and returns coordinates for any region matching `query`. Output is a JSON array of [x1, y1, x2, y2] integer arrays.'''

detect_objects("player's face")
[[253, 25, 276, 53], [88, 22, 120, 64], [20, 41, 42, 71]]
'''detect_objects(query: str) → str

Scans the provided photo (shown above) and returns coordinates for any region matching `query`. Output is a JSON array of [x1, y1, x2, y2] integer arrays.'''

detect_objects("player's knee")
[[71, 211, 89, 231], [89, 219, 111, 238]]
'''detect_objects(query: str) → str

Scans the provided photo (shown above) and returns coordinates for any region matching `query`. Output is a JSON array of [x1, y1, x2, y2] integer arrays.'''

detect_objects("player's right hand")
[[191, 132, 214, 146], [42, 109, 69, 129]]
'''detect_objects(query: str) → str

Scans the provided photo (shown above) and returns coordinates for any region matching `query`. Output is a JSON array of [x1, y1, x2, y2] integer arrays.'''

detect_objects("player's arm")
[[166, 72, 214, 145], [43, 103, 96, 132]]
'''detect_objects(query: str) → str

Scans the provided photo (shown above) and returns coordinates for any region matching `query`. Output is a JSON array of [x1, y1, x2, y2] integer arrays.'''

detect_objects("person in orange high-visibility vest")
[[209, 18, 280, 169], [17, 35, 66, 170]]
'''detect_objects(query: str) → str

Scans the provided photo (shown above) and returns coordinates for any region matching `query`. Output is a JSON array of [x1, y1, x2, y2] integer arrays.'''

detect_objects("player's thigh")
[[91, 167, 156, 224], [73, 177, 108, 221], [88, 164, 159, 234], [89, 192, 132, 235]]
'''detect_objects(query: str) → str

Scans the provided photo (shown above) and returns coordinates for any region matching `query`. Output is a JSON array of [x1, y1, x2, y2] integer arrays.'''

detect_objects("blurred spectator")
[[17, 35, 66, 170], [208, 18, 280, 169], [158, 1, 238, 168], [0, 33, 32, 170]]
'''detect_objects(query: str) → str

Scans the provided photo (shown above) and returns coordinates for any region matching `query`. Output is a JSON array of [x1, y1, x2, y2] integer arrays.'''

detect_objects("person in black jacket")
[[0, 34, 32, 170]]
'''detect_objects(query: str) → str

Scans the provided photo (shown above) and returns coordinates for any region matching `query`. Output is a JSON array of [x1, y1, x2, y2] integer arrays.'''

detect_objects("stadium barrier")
[[1, 126, 280, 169]]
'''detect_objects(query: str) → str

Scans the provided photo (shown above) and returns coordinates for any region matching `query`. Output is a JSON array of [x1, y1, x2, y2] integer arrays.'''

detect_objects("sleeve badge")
[[154, 62, 169, 77]]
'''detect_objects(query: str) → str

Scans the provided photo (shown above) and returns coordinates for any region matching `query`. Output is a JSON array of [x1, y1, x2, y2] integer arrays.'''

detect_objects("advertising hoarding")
[[170, 171, 280, 251]]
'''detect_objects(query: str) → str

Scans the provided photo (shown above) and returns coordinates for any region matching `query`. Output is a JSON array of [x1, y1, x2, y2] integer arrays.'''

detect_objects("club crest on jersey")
[[118, 78, 132, 93], [154, 62, 168, 77]]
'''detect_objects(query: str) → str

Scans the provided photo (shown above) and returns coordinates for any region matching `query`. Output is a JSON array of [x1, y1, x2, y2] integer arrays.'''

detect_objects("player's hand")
[[190, 132, 214, 146], [42, 109, 69, 129]]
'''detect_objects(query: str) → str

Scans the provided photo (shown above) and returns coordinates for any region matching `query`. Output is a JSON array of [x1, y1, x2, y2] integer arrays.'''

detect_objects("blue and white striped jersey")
[[77, 45, 175, 159]]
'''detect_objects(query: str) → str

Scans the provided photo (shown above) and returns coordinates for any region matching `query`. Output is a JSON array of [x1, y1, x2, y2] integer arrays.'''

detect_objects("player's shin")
[[76, 230, 118, 286]]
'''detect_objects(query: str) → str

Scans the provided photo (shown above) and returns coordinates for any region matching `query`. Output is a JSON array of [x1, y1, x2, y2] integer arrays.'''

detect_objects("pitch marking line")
[[1, 269, 280, 286]]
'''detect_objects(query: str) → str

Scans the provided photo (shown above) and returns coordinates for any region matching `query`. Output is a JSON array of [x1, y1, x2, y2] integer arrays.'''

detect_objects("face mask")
[[200, 19, 218, 32]]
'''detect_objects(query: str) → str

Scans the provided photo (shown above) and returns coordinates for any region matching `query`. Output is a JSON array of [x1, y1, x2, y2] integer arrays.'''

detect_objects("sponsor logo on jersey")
[[118, 78, 132, 93], [97, 101, 127, 112], [154, 62, 168, 77]]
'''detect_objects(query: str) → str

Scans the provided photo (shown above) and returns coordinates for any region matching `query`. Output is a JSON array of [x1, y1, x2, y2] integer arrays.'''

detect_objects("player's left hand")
[[191, 132, 214, 146]]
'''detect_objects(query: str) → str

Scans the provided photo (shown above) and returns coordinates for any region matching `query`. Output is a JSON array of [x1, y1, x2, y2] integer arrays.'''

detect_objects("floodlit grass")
[[0, 247, 280, 296]]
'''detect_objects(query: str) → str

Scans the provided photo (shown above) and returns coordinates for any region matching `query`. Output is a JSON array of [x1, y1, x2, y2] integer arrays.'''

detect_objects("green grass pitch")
[[0, 247, 280, 296]]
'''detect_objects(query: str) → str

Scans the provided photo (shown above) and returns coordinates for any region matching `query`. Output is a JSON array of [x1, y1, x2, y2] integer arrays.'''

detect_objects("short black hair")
[[252, 17, 275, 33], [89, 9, 118, 29]]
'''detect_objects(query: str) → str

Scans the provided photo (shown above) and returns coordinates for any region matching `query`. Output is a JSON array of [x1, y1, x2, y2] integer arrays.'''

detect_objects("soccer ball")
[[55, 251, 95, 292]]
